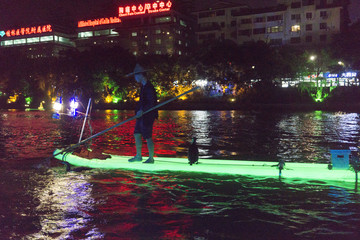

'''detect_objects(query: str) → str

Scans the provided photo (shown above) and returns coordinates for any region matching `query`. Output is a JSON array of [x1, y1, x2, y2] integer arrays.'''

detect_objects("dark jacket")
[[136, 81, 158, 120]]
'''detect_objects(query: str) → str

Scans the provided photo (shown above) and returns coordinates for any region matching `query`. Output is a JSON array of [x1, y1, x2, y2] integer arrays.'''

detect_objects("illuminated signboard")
[[78, 17, 121, 28], [5, 24, 52, 37], [0, 31, 5, 37], [119, 0, 172, 17]]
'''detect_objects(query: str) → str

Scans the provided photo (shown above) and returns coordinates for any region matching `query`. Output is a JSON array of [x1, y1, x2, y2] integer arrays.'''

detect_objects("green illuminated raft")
[[53, 149, 357, 183]]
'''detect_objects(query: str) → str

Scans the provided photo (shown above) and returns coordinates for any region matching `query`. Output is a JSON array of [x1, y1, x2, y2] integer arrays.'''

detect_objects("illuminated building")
[[0, 0, 194, 57], [0, 24, 75, 58], [192, 0, 348, 46], [75, 0, 195, 56]]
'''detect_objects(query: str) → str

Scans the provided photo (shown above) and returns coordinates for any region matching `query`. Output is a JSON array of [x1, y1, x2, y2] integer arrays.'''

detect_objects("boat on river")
[[53, 149, 357, 185]]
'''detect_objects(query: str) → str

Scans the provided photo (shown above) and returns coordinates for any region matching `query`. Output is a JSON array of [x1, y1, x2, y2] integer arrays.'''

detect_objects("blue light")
[[69, 97, 79, 116], [0, 31, 5, 37]]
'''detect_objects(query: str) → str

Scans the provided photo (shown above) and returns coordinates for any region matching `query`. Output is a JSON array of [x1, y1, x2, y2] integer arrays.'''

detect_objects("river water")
[[1, 109, 360, 239]]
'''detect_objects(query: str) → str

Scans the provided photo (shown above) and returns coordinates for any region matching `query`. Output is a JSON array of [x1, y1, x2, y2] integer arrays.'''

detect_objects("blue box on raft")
[[330, 149, 351, 169]]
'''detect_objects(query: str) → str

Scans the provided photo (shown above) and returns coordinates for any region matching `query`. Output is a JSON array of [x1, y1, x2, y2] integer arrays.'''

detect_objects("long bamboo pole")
[[51, 86, 199, 159]]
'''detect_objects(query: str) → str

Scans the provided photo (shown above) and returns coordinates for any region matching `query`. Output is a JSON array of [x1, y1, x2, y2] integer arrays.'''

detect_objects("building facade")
[[193, 0, 348, 46], [0, 0, 194, 58], [0, 24, 75, 58]]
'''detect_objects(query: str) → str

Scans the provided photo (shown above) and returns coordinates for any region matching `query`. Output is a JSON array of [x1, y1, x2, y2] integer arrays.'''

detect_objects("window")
[[78, 31, 93, 38], [155, 16, 171, 23], [95, 29, 110, 36], [221, 22, 225, 28], [132, 41, 137, 46], [290, 37, 301, 43], [306, 24, 312, 31], [27, 37, 40, 44], [291, 25, 301, 32], [291, 2, 301, 8], [14, 39, 26, 44], [241, 18, 252, 24], [267, 26, 283, 33], [320, 11, 327, 18], [40, 36, 53, 42], [156, 50, 162, 55], [156, 39, 162, 44], [253, 28, 265, 35], [199, 11, 215, 18], [306, 12, 313, 19], [131, 32, 137, 37], [155, 29, 161, 34], [305, 35, 312, 42], [231, 21, 236, 27], [239, 29, 251, 36], [254, 17, 265, 23], [320, 23, 327, 30], [291, 14, 301, 20], [267, 15, 283, 22]]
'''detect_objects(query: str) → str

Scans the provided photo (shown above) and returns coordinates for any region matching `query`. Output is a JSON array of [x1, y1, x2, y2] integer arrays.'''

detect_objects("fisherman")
[[127, 63, 158, 164]]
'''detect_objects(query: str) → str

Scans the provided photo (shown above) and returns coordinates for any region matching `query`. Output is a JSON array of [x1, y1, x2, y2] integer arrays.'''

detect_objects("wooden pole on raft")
[[79, 98, 92, 143], [51, 86, 200, 159]]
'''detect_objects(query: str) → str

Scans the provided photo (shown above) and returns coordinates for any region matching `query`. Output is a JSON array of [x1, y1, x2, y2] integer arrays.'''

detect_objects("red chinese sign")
[[78, 17, 121, 28], [5, 24, 52, 37], [119, 0, 172, 17]]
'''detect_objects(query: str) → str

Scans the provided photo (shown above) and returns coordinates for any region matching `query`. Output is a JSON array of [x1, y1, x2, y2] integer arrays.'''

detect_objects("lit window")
[[178, 40, 182, 45], [156, 50, 162, 54], [291, 25, 301, 32], [132, 41, 137, 46], [110, 29, 118, 35], [155, 29, 161, 34], [40, 36, 53, 42], [267, 26, 283, 33], [1, 40, 13, 46], [156, 39, 161, 44], [78, 31, 93, 38], [178, 51, 182, 55], [145, 41, 150, 46], [14, 39, 26, 44], [95, 29, 110, 36], [155, 16, 171, 23], [27, 37, 40, 43], [133, 51, 137, 56], [132, 32, 137, 37]]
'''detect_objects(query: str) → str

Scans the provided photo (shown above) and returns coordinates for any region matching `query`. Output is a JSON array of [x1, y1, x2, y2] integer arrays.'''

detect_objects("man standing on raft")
[[127, 63, 158, 164]]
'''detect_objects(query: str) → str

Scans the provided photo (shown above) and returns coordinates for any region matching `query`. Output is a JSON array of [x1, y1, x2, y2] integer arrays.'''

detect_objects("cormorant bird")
[[188, 137, 199, 165]]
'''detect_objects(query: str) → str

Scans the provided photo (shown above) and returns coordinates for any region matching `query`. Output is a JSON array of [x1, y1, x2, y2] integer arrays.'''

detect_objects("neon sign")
[[5, 24, 52, 37], [119, 0, 172, 17], [0, 31, 5, 37], [78, 17, 121, 28]]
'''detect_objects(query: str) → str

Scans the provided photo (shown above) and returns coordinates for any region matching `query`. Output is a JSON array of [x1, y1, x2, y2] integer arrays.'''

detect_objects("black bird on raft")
[[188, 137, 199, 165]]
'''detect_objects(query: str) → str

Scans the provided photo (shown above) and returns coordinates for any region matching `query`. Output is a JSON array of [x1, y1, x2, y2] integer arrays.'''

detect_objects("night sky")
[[0, 0, 358, 28]]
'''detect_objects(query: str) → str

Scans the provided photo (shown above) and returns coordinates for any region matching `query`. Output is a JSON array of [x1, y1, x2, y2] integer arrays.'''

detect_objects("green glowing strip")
[[53, 149, 356, 183]]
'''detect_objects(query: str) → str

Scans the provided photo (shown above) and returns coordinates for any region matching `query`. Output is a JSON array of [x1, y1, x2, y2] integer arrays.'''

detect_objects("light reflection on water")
[[1, 109, 360, 239]]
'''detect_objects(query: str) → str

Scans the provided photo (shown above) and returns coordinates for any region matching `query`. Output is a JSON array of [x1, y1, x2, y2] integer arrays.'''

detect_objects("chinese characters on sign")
[[5, 25, 52, 37], [78, 17, 121, 28], [119, 0, 172, 17]]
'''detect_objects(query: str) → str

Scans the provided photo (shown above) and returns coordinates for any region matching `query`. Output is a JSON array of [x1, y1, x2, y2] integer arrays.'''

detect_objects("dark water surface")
[[1, 109, 360, 239]]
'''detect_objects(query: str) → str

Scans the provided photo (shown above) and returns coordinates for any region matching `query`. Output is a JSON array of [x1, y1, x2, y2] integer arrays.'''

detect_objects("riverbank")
[[2, 101, 360, 112]]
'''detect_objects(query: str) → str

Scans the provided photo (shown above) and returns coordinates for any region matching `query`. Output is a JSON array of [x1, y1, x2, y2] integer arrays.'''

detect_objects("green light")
[[112, 96, 121, 104], [53, 149, 356, 185], [25, 97, 32, 105]]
